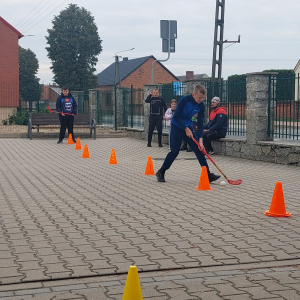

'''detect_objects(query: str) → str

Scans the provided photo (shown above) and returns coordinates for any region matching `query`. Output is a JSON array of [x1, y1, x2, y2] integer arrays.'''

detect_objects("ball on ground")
[[220, 181, 226, 186]]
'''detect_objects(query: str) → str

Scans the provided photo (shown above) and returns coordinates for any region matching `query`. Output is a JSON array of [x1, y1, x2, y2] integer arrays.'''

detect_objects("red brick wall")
[[121, 57, 178, 88], [0, 20, 20, 107], [40, 85, 50, 100]]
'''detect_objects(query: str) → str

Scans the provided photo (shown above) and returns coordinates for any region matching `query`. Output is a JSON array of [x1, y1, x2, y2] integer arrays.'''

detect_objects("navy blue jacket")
[[56, 93, 78, 116], [204, 106, 228, 137], [172, 95, 205, 138]]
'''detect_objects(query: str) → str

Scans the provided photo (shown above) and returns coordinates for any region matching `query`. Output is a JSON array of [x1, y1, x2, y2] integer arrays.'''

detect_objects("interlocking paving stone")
[[0, 137, 300, 299]]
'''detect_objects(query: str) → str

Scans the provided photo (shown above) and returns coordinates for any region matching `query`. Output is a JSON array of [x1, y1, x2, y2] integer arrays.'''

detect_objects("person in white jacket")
[[164, 99, 177, 149]]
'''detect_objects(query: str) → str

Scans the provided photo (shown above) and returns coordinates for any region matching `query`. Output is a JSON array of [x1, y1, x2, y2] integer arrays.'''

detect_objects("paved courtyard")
[[0, 137, 299, 299]]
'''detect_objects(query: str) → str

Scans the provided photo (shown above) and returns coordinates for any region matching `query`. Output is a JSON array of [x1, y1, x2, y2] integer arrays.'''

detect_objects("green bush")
[[2, 110, 30, 125]]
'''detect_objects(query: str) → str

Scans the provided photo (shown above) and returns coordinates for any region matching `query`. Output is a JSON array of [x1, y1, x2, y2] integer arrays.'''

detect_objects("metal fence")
[[268, 74, 300, 140], [196, 80, 246, 137], [3, 76, 299, 141]]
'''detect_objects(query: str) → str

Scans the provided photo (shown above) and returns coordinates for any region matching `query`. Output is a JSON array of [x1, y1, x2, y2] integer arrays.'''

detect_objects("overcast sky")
[[1, 0, 300, 84]]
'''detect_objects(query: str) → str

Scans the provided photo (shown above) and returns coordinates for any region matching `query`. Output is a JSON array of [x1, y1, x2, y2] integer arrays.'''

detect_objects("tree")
[[45, 4, 102, 91], [263, 69, 295, 101], [227, 74, 247, 103], [19, 46, 42, 112]]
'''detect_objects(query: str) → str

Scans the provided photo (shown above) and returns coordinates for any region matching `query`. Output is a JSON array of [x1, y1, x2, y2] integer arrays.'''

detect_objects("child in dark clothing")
[[145, 88, 167, 147], [155, 85, 220, 183], [203, 96, 228, 154], [56, 86, 78, 144]]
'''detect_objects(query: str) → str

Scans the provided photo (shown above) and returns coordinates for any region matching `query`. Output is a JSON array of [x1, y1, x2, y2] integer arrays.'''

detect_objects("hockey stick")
[[47, 106, 74, 116], [192, 137, 242, 185]]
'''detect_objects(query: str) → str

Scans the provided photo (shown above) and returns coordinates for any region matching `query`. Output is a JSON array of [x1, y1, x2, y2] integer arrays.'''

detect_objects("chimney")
[[123, 57, 129, 61], [186, 71, 194, 80]]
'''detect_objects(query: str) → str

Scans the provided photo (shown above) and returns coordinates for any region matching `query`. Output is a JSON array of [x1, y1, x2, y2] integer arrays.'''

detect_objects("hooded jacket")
[[164, 107, 176, 126], [204, 106, 228, 137], [172, 95, 205, 138], [56, 92, 78, 116]]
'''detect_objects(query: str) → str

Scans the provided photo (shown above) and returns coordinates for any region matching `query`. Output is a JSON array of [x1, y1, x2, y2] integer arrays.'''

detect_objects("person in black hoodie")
[[203, 96, 228, 154], [145, 88, 167, 147], [56, 86, 78, 144]]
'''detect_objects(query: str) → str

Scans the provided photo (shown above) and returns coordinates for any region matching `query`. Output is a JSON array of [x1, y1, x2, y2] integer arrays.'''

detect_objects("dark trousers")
[[59, 115, 75, 141], [148, 115, 163, 145], [203, 130, 224, 152], [160, 124, 210, 174]]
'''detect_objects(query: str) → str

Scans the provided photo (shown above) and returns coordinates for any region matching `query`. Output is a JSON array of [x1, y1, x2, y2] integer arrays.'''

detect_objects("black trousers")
[[59, 115, 75, 141], [203, 130, 224, 152], [148, 115, 163, 145]]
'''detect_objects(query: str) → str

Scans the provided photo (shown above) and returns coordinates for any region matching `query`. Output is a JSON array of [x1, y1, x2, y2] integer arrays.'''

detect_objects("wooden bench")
[[28, 113, 96, 140]]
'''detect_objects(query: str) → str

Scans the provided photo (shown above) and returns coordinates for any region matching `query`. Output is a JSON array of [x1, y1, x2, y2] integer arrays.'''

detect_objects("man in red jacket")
[[203, 96, 228, 155]]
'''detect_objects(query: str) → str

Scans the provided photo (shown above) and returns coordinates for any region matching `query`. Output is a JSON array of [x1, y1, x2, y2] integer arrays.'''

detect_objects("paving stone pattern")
[[0, 138, 299, 299]]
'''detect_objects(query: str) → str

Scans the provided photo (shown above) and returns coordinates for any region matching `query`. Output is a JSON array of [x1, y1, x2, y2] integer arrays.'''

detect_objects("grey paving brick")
[[0, 138, 300, 299], [14, 287, 52, 296]]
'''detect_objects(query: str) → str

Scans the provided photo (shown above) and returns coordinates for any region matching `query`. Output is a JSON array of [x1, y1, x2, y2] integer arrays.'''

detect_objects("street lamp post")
[[113, 48, 134, 131]]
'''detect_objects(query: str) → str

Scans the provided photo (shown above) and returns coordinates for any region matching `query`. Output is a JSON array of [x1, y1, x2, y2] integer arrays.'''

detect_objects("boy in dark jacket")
[[155, 85, 220, 183], [203, 96, 228, 154], [145, 88, 167, 147], [56, 86, 78, 144]]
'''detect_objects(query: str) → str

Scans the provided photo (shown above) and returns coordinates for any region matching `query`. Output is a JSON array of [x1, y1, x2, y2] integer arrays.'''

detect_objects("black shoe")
[[159, 144, 163, 147], [57, 140, 63, 144], [147, 143, 152, 147], [208, 173, 220, 183], [73, 139, 77, 143], [180, 145, 188, 151], [156, 170, 165, 182], [186, 148, 192, 152], [207, 150, 214, 155]]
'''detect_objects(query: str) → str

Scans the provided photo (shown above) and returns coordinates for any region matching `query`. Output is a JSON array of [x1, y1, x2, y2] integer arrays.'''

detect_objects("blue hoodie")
[[171, 95, 205, 138]]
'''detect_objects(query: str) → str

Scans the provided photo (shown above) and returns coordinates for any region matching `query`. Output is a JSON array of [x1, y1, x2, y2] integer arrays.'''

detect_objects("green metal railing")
[[268, 74, 300, 140], [203, 80, 247, 137]]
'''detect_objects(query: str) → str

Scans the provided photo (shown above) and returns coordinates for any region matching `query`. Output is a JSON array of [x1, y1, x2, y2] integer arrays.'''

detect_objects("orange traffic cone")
[[197, 166, 212, 191], [75, 138, 81, 150], [264, 182, 291, 217], [82, 144, 90, 158], [109, 149, 117, 164], [144, 156, 155, 175], [67, 133, 73, 144]]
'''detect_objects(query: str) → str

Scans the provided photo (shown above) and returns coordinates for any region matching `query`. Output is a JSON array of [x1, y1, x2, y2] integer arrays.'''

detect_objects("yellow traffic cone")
[[122, 266, 143, 300]]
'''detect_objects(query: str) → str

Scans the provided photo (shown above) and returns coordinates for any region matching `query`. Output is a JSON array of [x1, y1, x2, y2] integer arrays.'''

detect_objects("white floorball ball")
[[220, 181, 226, 186]]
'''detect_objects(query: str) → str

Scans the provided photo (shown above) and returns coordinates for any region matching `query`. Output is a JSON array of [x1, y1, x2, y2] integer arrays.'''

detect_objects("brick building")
[[0, 16, 23, 121], [40, 84, 60, 109], [97, 55, 179, 106]]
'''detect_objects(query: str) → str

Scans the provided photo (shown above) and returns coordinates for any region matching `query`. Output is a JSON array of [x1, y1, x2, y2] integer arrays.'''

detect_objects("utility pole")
[[113, 48, 134, 131], [114, 55, 121, 87], [211, 0, 240, 97]]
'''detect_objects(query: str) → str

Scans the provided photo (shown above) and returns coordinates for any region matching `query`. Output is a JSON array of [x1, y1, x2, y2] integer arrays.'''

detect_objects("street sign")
[[152, 20, 178, 84], [160, 20, 177, 39], [162, 39, 175, 53]]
